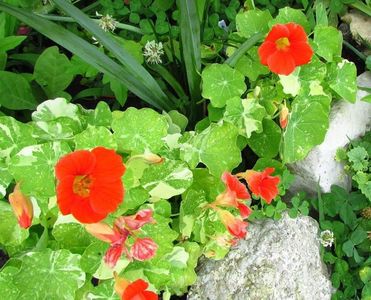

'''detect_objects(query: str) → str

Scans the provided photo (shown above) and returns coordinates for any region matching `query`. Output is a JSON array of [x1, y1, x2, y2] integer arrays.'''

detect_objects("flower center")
[[275, 37, 290, 50], [73, 175, 93, 197]]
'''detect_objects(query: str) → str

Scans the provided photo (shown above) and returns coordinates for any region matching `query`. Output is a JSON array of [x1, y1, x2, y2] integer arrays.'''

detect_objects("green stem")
[[350, 0, 371, 17], [35, 219, 49, 251], [343, 40, 367, 61], [36, 14, 143, 35], [225, 32, 264, 67], [244, 0, 255, 10]]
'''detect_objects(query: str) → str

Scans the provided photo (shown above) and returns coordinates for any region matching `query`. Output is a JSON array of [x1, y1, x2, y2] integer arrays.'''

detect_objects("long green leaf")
[[0, 2, 173, 111], [179, 0, 201, 119], [52, 0, 173, 110]]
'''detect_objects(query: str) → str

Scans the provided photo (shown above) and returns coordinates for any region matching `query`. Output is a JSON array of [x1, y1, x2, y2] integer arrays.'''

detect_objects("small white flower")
[[96, 11, 117, 32], [143, 40, 164, 64], [320, 230, 335, 247]]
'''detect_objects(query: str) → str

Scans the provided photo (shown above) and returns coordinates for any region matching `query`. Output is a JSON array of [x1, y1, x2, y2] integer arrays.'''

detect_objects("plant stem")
[[244, 0, 255, 10], [343, 40, 367, 61], [36, 14, 143, 35], [224, 32, 264, 67]]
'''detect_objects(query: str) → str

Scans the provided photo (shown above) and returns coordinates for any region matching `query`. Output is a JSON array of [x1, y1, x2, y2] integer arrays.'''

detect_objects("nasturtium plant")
[[0, 0, 364, 298]]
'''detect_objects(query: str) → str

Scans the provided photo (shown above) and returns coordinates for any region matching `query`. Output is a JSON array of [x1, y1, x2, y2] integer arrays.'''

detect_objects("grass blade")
[[52, 0, 174, 111], [0, 2, 174, 111], [179, 0, 201, 120]]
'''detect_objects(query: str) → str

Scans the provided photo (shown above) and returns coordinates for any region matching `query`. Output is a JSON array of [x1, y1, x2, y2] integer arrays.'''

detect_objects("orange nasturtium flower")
[[114, 273, 158, 300], [9, 183, 33, 229], [212, 172, 251, 218], [218, 209, 248, 239], [55, 147, 125, 223], [240, 168, 280, 204], [258, 23, 313, 75]]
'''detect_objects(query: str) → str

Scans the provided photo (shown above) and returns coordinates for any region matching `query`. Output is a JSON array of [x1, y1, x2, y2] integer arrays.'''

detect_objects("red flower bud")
[[218, 209, 248, 239], [115, 209, 154, 231], [8, 183, 33, 229]]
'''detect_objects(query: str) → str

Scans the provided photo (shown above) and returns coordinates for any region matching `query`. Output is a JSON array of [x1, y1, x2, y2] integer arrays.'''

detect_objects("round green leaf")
[[86, 279, 119, 300], [0, 267, 20, 300], [0, 116, 36, 163], [85, 101, 112, 127], [34, 46, 73, 97], [81, 241, 108, 274], [0, 201, 29, 247], [112, 108, 168, 153], [8, 141, 71, 198], [52, 222, 94, 253], [236, 10, 272, 38], [270, 7, 311, 33], [247, 118, 281, 158], [0, 71, 37, 110], [328, 60, 357, 103], [224, 97, 266, 138], [314, 26, 342, 62], [74, 126, 117, 150], [201, 64, 246, 108], [140, 160, 193, 199], [13, 249, 85, 300], [198, 122, 241, 177]]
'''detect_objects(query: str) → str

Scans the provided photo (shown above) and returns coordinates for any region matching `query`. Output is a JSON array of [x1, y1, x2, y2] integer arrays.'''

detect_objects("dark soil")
[[0, 250, 9, 269]]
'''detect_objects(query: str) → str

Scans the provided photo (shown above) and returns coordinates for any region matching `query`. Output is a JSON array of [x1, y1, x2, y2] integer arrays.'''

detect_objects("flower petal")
[[237, 203, 252, 219], [222, 172, 250, 200], [123, 279, 158, 300], [55, 150, 96, 180], [56, 176, 76, 215], [258, 41, 276, 65], [267, 50, 296, 75], [104, 244, 124, 268], [91, 147, 125, 181], [286, 22, 308, 42], [131, 238, 158, 261], [70, 197, 107, 223], [289, 41, 313, 66], [85, 223, 121, 243], [265, 23, 290, 42], [89, 179, 124, 214]]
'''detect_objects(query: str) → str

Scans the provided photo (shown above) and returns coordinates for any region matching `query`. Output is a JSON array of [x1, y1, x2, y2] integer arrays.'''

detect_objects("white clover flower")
[[320, 230, 335, 247], [96, 12, 117, 32], [143, 40, 164, 64]]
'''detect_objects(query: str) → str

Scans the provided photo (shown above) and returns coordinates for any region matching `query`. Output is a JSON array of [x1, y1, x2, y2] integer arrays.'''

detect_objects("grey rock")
[[288, 71, 371, 196], [188, 214, 333, 300]]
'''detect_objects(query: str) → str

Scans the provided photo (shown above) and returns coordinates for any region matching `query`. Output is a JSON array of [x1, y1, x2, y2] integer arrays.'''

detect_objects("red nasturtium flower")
[[85, 209, 157, 268], [213, 172, 251, 218], [9, 183, 33, 229], [218, 209, 248, 239], [258, 22, 313, 75], [242, 168, 280, 204], [55, 147, 125, 223], [114, 273, 158, 300]]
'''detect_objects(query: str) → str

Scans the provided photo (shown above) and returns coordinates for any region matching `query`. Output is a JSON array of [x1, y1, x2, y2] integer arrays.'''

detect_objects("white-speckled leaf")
[[32, 98, 80, 123], [0, 201, 29, 247], [282, 97, 330, 163], [0, 162, 12, 198], [236, 10, 272, 38], [74, 126, 117, 150], [140, 160, 193, 199], [224, 97, 266, 138], [269, 7, 310, 33], [314, 26, 342, 62], [0, 267, 20, 300], [328, 59, 357, 103], [85, 101, 112, 127], [201, 64, 246, 108], [8, 141, 71, 198], [0, 116, 36, 162], [13, 249, 85, 300], [112, 108, 168, 154], [198, 122, 241, 177], [52, 222, 94, 253]]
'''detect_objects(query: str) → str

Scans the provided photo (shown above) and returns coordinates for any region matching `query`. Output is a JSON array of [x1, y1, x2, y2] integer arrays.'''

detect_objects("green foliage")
[[312, 185, 370, 300]]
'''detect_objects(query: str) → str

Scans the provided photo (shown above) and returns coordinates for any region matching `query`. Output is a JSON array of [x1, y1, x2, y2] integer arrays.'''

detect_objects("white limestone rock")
[[288, 72, 371, 196], [188, 214, 333, 300]]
